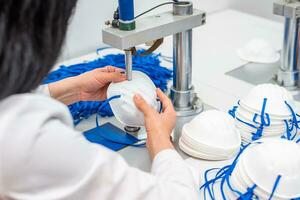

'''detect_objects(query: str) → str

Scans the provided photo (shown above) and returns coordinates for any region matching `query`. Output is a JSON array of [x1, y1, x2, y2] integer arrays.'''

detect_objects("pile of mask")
[[179, 110, 241, 160], [200, 138, 300, 200], [230, 84, 299, 143]]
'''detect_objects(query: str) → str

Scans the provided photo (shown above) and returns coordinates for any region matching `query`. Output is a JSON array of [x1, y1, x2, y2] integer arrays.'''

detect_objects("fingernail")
[[135, 94, 141, 100]]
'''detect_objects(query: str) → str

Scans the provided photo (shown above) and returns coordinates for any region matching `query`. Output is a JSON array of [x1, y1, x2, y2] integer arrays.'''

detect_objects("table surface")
[[58, 9, 284, 198]]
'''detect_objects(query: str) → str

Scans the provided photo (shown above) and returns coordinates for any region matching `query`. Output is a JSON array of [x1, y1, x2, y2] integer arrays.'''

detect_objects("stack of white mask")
[[107, 71, 159, 127], [179, 110, 241, 160], [225, 138, 300, 199], [234, 84, 297, 143]]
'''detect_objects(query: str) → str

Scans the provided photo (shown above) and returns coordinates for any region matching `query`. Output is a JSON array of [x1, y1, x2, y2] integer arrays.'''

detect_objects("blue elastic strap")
[[200, 144, 251, 200], [235, 98, 270, 141], [236, 99, 300, 142], [220, 145, 251, 200], [200, 141, 283, 200], [235, 116, 263, 141], [228, 105, 238, 118], [284, 101, 299, 141], [268, 175, 282, 200], [252, 113, 270, 126], [285, 101, 299, 129], [259, 98, 271, 126], [251, 98, 270, 141], [236, 117, 257, 129], [283, 120, 295, 141], [96, 95, 121, 127], [238, 185, 257, 200], [202, 168, 219, 199], [252, 114, 259, 124]]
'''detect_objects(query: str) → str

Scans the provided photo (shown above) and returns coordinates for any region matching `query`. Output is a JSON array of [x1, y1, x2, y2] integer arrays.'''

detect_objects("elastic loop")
[[200, 142, 283, 200], [253, 114, 259, 124], [268, 175, 281, 200], [228, 105, 238, 118], [96, 95, 121, 127]]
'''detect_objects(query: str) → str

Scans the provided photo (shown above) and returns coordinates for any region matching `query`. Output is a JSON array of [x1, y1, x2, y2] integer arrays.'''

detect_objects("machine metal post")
[[124, 49, 133, 81], [171, 2, 203, 116], [274, 0, 300, 89]]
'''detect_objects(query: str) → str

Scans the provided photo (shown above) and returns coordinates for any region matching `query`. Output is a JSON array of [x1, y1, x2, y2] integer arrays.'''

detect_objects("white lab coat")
[[0, 86, 198, 200]]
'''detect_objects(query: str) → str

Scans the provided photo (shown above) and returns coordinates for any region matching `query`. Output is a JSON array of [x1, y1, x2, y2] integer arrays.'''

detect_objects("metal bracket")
[[130, 38, 164, 56], [274, 0, 300, 18], [102, 9, 205, 50]]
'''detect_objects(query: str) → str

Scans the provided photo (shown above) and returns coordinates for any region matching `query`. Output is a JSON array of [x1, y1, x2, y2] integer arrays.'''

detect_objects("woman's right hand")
[[133, 88, 176, 159]]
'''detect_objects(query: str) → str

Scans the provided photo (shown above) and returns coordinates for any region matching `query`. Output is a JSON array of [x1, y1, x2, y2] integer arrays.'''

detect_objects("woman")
[[0, 1, 198, 199]]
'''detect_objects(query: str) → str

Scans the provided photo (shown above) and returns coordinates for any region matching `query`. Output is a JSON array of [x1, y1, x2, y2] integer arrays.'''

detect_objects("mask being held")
[[107, 71, 159, 127]]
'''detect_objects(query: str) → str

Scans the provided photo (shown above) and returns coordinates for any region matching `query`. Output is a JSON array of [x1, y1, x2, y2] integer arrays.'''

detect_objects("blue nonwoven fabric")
[[83, 122, 141, 151], [43, 49, 173, 125]]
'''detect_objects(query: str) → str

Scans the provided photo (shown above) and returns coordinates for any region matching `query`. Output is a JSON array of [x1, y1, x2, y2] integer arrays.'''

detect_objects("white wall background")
[[230, 0, 282, 22], [61, 0, 282, 61], [61, 0, 236, 61]]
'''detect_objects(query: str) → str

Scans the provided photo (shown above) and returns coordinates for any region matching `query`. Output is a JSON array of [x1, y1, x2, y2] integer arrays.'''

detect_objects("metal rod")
[[171, 1, 194, 110], [174, 30, 192, 91], [277, 17, 300, 88], [172, 29, 192, 108], [125, 49, 132, 81]]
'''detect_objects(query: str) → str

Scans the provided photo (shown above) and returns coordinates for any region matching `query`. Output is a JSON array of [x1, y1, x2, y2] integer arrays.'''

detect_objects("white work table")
[[59, 9, 284, 195]]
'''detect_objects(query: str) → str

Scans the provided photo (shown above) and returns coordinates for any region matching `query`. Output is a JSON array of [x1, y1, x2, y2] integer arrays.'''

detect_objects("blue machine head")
[[118, 0, 136, 31]]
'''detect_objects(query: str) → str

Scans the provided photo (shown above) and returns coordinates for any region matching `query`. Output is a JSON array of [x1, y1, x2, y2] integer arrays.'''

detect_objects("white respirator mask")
[[107, 71, 159, 127]]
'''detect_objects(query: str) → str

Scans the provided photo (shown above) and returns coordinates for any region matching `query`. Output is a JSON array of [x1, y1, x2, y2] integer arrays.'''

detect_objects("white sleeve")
[[1, 113, 198, 200], [33, 84, 50, 96]]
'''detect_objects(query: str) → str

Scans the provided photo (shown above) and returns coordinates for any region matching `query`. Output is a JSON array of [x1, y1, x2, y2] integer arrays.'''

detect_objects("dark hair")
[[0, 0, 77, 100]]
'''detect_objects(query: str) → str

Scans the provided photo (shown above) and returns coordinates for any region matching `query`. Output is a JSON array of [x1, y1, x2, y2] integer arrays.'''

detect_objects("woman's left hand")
[[48, 66, 126, 105]]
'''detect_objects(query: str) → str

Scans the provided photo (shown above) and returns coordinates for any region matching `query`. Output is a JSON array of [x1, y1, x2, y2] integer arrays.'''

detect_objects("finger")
[[92, 67, 124, 76], [134, 94, 155, 117], [100, 66, 123, 73], [156, 88, 174, 113], [102, 72, 126, 83], [98, 85, 109, 100]]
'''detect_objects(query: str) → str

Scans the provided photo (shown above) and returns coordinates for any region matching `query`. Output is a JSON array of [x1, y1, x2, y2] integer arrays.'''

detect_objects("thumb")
[[134, 94, 154, 116]]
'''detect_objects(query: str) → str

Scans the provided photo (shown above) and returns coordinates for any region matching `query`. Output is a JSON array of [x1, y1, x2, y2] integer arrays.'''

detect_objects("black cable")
[[135, 1, 178, 19]]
